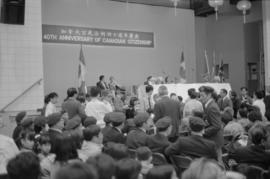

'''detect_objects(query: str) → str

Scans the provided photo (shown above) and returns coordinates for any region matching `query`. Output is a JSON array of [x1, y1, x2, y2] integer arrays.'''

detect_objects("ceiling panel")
[[110, 0, 191, 9]]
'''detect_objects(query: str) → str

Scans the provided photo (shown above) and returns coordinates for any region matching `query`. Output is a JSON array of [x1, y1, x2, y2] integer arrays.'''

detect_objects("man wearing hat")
[[101, 113, 112, 137], [103, 112, 126, 144], [146, 116, 171, 154], [126, 113, 150, 149], [83, 116, 97, 128], [33, 116, 47, 136], [165, 116, 217, 160], [46, 113, 64, 153], [64, 116, 81, 130]]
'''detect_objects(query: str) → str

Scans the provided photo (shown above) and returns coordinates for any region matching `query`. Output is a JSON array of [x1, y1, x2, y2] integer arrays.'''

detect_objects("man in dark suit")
[[146, 116, 171, 154], [165, 116, 217, 160], [96, 75, 109, 90], [199, 86, 223, 162], [62, 87, 86, 119], [153, 85, 182, 141], [218, 89, 233, 111], [103, 112, 126, 144], [126, 113, 149, 149], [229, 127, 270, 169], [46, 113, 64, 153]]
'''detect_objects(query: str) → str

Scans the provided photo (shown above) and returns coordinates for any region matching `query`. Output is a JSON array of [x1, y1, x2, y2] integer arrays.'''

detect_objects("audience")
[[41, 134, 80, 179], [114, 158, 141, 179], [239, 87, 253, 105], [86, 154, 115, 179], [0, 135, 19, 175], [4, 84, 270, 179], [126, 112, 149, 149], [45, 92, 58, 117], [104, 143, 129, 161], [237, 108, 250, 130], [46, 113, 64, 153], [126, 97, 140, 119], [18, 130, 35, 152], [218, 89, 233, 111], [103, 112, 126, 144], [181, 158, 225, 179], [229, 127, 270, 169], [136, 147, 153, 175], [36, 134, 52, 160], [142, 85, 154, 113], [146, 116, 171, 154], [85, 87, 113, 128], [7, 152, 40, 179], [229, 91, 241, 119], [78, 125, 103, 161], [146, 165, 177, 179], [54, 162, 98, 179], [253, 90, 266, 120], [62, 87, 86, 119], [83, 116, 97, 128], [183, 88, 203, 118], [165, 116, 217, 160], [12, 111, 26, 144]]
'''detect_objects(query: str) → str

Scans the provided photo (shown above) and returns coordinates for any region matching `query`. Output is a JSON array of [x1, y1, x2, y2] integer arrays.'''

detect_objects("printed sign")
[[42, 24, 154, 48]]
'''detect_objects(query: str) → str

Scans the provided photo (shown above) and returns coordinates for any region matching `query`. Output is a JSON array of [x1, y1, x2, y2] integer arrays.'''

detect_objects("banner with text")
[[42, 24, 154, 48]]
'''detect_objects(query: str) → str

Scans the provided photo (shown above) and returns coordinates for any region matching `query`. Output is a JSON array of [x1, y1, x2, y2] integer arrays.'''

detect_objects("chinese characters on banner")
[[42, 24, 154, 48]]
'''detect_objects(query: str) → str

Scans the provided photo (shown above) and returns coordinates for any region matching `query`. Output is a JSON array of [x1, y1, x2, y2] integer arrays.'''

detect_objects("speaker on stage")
[[1, 0, 25, 25]]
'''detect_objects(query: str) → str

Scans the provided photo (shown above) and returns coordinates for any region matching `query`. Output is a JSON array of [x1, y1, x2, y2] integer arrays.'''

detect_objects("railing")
[[0, 78, 43, 112]]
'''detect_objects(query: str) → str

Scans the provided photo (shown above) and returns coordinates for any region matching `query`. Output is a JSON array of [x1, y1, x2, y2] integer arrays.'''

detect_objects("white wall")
[[42, 0, 196, 101], [0, 0, 44, 111], [195, 1, 262, 93]]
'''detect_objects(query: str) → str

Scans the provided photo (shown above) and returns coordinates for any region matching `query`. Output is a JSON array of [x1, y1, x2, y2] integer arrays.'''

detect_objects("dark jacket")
[[12, 125, 22, 147], [165, 135, 217, 160], [46, 128, 62, 153], [126, 128, 149, 149], [96, 81, 108, 90], [229, 145, 270, 170], [153, 96, 182, 138], [204, 100, 224, 148], [146, 133, 170, 154], [103, 127, 126, 144], [218, 97, 233, 111], [62, 98, 86, 119]]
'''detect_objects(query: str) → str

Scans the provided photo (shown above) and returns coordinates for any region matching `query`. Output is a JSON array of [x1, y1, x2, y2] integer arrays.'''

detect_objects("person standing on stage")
[[96, 75, 109, 90]]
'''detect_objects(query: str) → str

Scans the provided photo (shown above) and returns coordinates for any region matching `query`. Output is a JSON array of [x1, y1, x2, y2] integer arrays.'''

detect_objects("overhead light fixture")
[[170, 0, 180, 16], [208, 0, 224, 20], [237, 0, 252, 24]]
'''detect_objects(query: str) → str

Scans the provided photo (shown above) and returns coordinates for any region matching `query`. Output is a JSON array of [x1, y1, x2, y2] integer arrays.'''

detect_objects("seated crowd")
[[1, 80, 270, 179]]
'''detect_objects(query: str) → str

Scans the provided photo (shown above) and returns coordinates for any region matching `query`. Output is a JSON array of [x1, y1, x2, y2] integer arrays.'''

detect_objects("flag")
[[203, 50, 210, 82], [218, 57, 224, 83], [179, 51, 186, 83], [78, 45, 87, 94], [211, 50, 216, 80]]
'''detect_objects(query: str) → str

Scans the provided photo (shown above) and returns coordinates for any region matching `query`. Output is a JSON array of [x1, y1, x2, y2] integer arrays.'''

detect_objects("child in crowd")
[[37, 134, 52, 161], [136, 147, 153, 175], [19, 130, 35, 152]]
